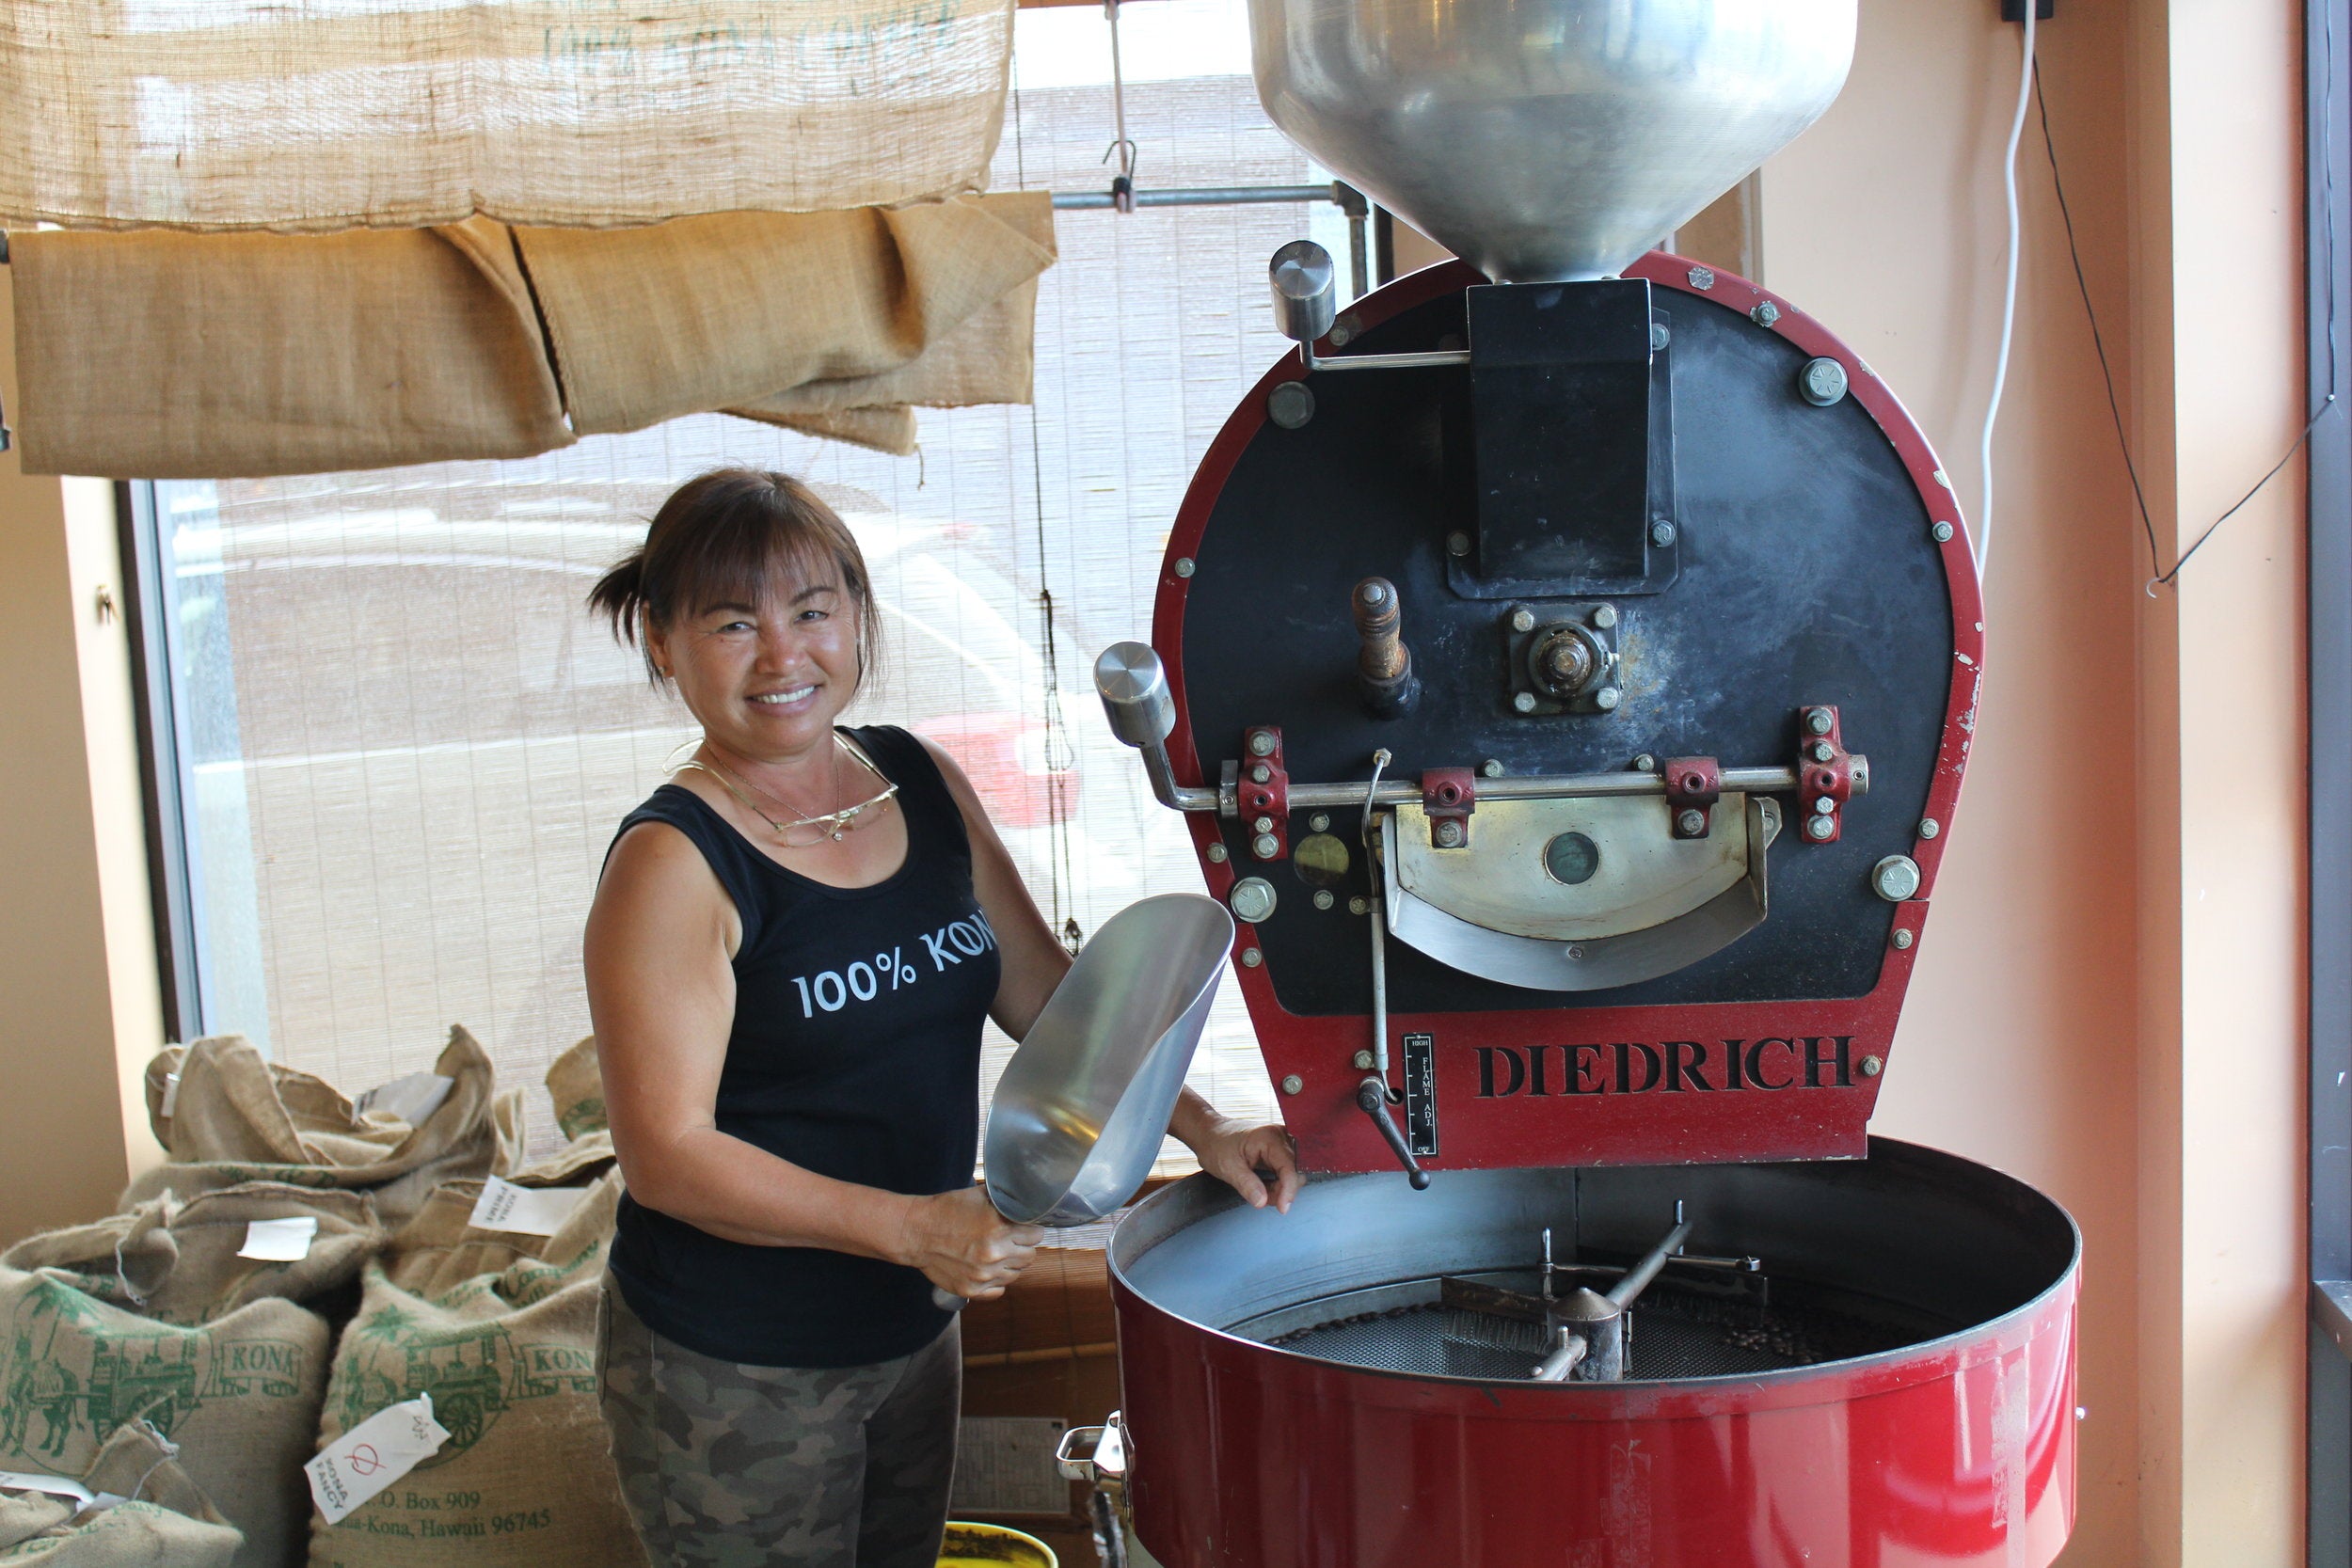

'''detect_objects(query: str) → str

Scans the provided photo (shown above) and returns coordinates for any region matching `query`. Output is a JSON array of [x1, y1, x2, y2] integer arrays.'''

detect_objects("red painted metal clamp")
[[1422, 767, 1476, 849], [1661, 756, 1722, 839], [1240, 727, 1290, 863], [1796, 706, 1854, 845]]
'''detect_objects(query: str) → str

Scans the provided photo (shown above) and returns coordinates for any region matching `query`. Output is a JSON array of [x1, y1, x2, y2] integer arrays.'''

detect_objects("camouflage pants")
[[596, 1278, 961, 1568]]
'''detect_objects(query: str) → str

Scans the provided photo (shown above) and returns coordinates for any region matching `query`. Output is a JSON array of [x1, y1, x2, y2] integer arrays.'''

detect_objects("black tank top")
[[603, 725, 1002, 1368]]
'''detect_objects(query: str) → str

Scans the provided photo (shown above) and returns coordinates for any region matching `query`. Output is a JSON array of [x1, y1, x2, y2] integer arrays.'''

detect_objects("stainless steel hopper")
[[1249, 0, 1856, 282]]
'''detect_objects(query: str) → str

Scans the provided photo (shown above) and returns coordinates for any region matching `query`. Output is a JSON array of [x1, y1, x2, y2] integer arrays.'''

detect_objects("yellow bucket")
[[938, 1521, 1058, 1568]]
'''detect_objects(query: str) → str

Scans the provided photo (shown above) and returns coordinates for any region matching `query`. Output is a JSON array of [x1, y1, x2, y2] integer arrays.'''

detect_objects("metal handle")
[[1356, 1077, 1431, 1190], [1268, 240, 1337, 344], [1057, 1411, 1129, 1482], [1094, 641, 1219, 813], [1057, 1425, 1109, 1482], [931, 1286, 968, 1313]]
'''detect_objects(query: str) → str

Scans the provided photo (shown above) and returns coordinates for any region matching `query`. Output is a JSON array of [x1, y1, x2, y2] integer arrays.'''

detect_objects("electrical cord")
[[2034, 19, 2338, 594], [1975, 5, 2036, 585]]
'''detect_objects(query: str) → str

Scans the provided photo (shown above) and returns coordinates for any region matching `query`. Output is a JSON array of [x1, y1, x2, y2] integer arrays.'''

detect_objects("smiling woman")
[[578, 467, 1296, 1568]]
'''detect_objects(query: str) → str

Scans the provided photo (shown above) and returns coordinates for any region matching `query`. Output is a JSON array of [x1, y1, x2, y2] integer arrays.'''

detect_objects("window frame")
[[2311, 0, 2352, 1560], [119, 479, 204, 1043]]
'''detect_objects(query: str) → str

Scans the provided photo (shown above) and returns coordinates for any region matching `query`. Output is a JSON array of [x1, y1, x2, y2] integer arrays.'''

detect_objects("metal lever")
[[1606, 1213, 1696, 1309], [1531, 1325, 1589, 1383], [1351, 577, 1419, 717], [1356, 1076, 1431, 1190], [1269, 240, 1337, 344], [1094, 641, 1218, 812]]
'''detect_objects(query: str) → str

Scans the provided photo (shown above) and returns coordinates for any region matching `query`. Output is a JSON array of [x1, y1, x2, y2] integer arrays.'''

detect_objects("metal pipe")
[[1605, 1218, 1695, 1309], [1531, 1325, 1589, 1383], [1140, 745, 1220, 814], [1666, 1252, 1765, 1273], [1302, 341, 1472, 373], [1128, 755, 1860, 817], [1050, 183, 1343, 210], [1369, 903, 1390, 1075], [1274, 764, 1835, 812]]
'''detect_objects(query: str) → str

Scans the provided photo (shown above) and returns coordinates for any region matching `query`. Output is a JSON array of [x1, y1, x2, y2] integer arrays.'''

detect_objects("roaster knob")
[[1269, 240, 1338, 345], [1095, 641, 1176, 748]]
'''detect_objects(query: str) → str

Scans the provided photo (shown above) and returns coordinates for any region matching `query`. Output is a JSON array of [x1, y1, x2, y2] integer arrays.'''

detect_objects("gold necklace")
[[675, 737, 898, 847]]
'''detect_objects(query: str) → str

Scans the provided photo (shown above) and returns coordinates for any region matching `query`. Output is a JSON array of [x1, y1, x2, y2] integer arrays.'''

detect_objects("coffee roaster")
[[1058, 3, 2080, 1563]]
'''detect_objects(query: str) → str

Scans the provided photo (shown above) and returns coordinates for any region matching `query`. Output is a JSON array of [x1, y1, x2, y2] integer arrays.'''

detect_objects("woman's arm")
[[915, 737, 1073, 1037], [919, 739, 1300, 1214], [585, 820, 1042, 1298]]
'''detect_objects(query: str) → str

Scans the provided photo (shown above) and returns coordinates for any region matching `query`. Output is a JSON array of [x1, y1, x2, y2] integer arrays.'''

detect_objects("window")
[[131, 0, 1361, 1164]]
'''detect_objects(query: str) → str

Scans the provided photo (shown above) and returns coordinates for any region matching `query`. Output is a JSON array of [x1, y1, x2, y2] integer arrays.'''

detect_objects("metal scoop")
[[933, 893, 1235, 1309]]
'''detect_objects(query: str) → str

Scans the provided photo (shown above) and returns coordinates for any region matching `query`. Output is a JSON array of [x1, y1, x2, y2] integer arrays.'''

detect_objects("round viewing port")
[[1544, 832, 1599, 885]]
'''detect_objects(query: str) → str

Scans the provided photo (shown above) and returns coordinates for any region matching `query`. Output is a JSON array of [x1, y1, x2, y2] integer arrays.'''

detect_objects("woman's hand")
[[898, 1186, 1045, 1302], [1184, 1116, 1302, 1214]]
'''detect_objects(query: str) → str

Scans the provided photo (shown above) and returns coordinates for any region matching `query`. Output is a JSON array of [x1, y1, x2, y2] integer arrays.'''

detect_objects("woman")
[[583, 468, 1298, 1568]]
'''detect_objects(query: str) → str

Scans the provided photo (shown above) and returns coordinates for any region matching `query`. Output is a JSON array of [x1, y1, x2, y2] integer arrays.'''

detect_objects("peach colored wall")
[[1764, 6, 2145, 1555], [0, 271, 167, 1246], [1764, 0, 2309, 1563], [2136, 1, 2308, 1561]]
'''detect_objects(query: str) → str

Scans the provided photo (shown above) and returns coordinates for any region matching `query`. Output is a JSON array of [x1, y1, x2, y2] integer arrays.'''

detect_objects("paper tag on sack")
[[160, 1071, 180, 1117], [0, 1470, 94, 1508], [238, 1215, 318, 1261], [356, 1070, 453, 1128], [467, 1176, 588, 1237], [306, 1394, 449, 1526]]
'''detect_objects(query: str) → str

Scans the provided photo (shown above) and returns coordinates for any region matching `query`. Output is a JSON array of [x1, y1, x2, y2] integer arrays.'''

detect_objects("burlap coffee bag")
[[0, 1417, 246, 1565], [541, 1039, 604, 1144], [308, 1172, 636, 1568], [128, 1033, 522, 1227], [0, 1269, 326, 1568], [3, 1187, 385, 1328]]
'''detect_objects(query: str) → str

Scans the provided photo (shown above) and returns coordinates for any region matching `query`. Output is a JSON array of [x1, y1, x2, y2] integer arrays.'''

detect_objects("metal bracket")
[[1794, 707, 1858, 845], [1239, 727, 1291, 862], [1502, 603, 1622, 716], [1661, 756, 1721, 839], [1422, 767, 1476, 848]]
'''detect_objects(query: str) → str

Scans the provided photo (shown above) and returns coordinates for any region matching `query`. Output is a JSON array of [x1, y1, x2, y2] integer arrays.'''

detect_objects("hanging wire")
[[1101, 0, 1138, 211], [1013, 49, 1085, 953], [1974, 5, 2036, 584], [2034, 19, 2338, 594]]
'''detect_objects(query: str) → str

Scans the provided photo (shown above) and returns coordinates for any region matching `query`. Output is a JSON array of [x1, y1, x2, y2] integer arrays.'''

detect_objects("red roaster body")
[[1149, 256, 1981, 1175], [1114, 1269, 2076, 1568], [1084, 249, 2071, 1568]]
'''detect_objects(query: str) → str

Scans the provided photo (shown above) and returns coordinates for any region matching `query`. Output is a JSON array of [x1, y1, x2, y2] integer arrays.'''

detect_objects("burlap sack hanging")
[[8, 192, 1054, 477], [7, 221, 572, 481], [0, 1270, 328, 1568], [2, 1186, 388, 1329], [0, 0, 1016, 233]]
